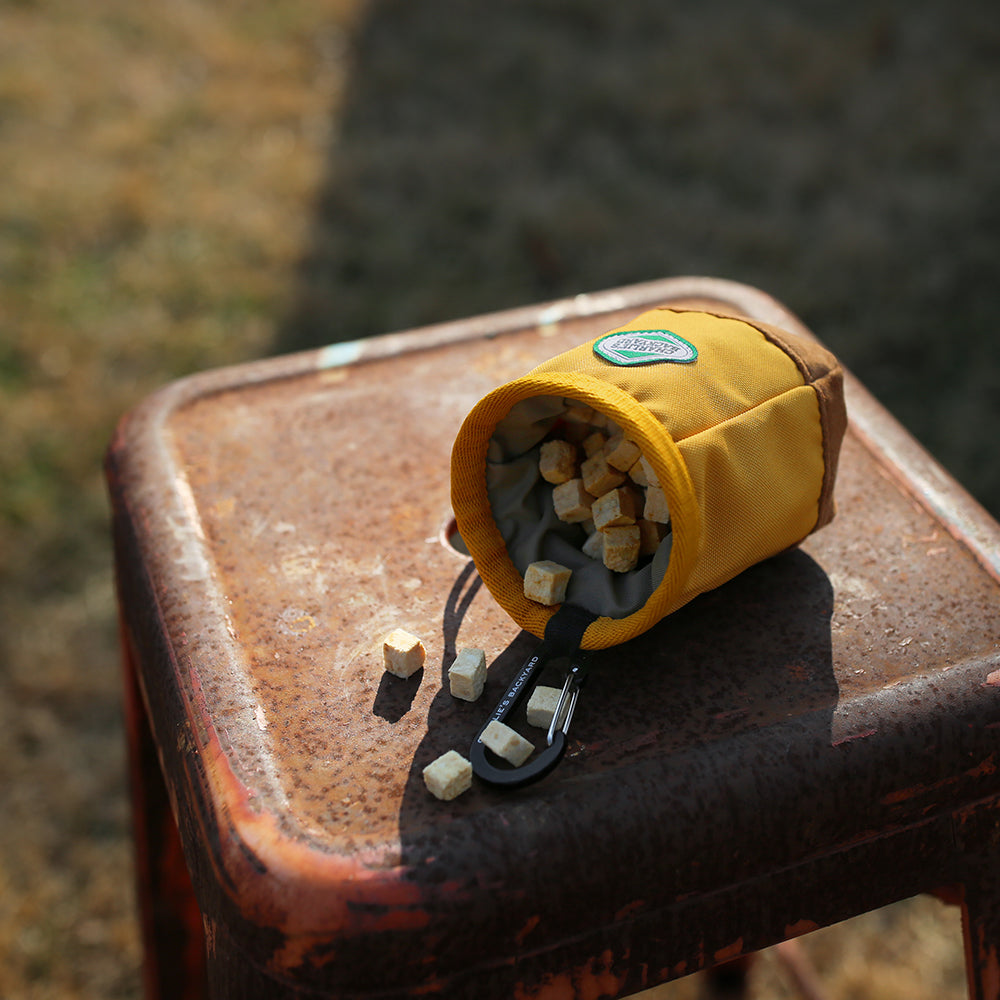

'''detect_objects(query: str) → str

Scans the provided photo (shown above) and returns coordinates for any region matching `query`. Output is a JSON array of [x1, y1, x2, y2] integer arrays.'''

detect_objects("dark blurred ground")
[[1, 1, 996, 997], [282, 0, 1000, 520]]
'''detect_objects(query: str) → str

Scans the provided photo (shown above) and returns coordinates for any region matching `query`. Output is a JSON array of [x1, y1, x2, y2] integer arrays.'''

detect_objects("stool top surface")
[[109, 277, 1000, 989]]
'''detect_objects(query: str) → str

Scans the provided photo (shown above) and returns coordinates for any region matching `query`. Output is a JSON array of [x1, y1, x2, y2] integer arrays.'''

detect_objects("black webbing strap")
[[542, 602, 598, 658]]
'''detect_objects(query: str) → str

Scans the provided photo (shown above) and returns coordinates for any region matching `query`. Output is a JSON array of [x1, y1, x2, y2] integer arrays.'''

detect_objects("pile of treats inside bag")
[[524, 402, 671, 606]]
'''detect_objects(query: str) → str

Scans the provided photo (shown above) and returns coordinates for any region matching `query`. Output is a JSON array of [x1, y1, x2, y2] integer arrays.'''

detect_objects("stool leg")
[[122, 624, 208, 1000], [960, 866, 1000, 1000]]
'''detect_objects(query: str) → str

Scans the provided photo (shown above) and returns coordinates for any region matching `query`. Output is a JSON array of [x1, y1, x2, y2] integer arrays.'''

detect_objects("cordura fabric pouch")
[[450, 307, 847, 652]]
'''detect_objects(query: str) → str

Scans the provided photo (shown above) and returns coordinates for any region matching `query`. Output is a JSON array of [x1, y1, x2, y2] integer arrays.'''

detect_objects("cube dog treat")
[[538, 439, 578, 485], [481, 719, 534, 767], [643, 485, 671, 524], [603, 525, 641, 573], [638, 518, 669, 556], [423, 750, 473, 801], [581, 450, 626, 497], [526, 684, 568, 730], [604, 433, 642, 472], [591, 487, 639, 530], [552, 478, 595, 523], [382, 628, 425, 678], [628, 454, 658, 488], [588, 410, 616, 432], [581, 530, 604, 560], [563, 402, 595, 426], [448, 647, 487, 702], [582, 430, 607, 458], [627, 456, 647, 487], [524, 560, 572, 606]]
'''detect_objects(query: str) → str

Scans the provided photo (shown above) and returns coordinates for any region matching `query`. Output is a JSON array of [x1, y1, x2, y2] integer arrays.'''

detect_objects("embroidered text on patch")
[[593, 330, 698, 366]]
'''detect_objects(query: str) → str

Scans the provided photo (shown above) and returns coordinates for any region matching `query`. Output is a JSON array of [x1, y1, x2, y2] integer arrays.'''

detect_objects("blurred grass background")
[[1, 0, 997, 997]]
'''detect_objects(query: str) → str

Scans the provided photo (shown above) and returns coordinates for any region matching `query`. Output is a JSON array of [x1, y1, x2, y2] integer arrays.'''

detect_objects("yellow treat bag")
[[451, 307, 846, 651]]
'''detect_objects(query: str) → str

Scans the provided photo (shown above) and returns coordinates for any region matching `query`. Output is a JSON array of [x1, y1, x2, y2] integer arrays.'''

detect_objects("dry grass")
[[638, 896, 967, 1000], [1, 1, 995, 997], [0, 2, 362, 995]]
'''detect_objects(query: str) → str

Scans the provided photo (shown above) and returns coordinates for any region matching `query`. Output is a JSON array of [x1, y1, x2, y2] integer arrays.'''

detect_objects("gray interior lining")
[[485, 395, 672, 619]]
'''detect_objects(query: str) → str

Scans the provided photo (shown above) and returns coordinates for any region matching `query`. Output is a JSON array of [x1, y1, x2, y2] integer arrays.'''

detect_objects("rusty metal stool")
[[107, 277, 1000, 1000]]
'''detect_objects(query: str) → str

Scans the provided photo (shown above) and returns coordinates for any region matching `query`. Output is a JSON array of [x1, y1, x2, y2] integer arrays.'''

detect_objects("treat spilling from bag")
[[451, 307, 846, 651]]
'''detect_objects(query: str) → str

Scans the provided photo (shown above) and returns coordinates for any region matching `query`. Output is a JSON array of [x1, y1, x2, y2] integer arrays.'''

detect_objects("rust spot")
[[515, 973, 574, 1000], [620, 732, 659, 752], [614, 899, 645, 922], [203, 916, 218, 958], [515, 914, 541, 946], [711, 709, 748, 723], [516, 953, 625, 1000], [883, 785, 922, 805], [786, 661, 810, 681], [972, 756, 998, 778], [713, 937, 744, 964], [276, 606, 317, 635], [785, 918, 820, 938], [210, 496, 236, 519], [578, 951, 626, 1000], [410, 976, 447, 996], [831, 728, 877, 747], [883, 754, 996, 805]]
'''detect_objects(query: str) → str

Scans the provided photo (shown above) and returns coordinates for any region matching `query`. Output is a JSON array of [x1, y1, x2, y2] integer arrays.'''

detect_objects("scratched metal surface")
[[109, 277, 1000, 996]]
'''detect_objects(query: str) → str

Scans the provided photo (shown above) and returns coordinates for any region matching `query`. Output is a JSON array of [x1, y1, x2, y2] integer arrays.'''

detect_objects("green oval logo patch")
[[593, 329, 698, 366]]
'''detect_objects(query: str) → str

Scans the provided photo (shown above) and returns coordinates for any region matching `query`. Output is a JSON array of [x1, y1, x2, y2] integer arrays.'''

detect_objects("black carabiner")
[[470, 602, 596, 788], [469, 645, 590, 787]]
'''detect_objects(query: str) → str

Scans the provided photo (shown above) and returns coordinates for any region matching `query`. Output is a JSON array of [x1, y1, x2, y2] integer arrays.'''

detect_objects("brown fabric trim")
[[658, 307, 839, 385], [749, 319, 840, 385], [741, 317, 846, 532], [812, 367, 847, 530], [657, 306, 848, 533]]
